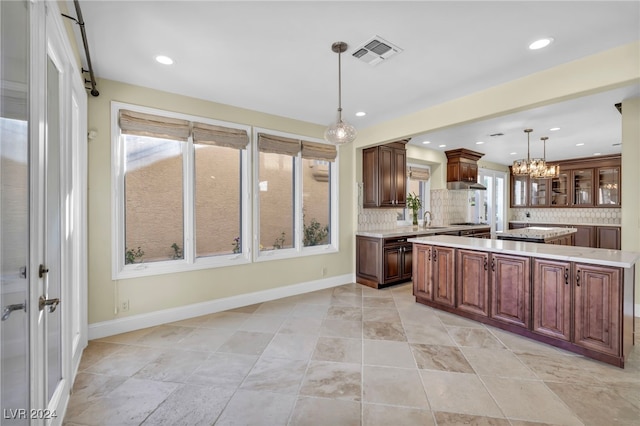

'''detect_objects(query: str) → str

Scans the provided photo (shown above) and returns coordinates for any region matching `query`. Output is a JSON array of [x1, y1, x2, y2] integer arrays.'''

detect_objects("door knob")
[[39, 296, 60, 313], [2, 302, 26, 321]]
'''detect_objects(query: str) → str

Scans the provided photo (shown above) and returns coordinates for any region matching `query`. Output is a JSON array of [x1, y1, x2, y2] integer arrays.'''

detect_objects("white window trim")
[[111, 102, 252, 280], [252, 127, 338, 263]]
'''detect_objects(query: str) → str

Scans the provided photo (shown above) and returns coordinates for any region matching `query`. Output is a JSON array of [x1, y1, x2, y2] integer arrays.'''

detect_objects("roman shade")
[[192, 122, 249, 150], [257, 133, 300, 156], [301, 141, 337, 162], [408, 166, 430, 181], [118, 109, 190, 141]]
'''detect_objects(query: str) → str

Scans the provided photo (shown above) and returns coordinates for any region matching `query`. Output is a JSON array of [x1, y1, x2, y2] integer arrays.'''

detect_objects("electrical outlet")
[[121, 300, 130, 312]]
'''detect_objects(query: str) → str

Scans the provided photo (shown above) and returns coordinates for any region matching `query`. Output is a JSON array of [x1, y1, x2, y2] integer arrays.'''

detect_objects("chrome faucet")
[[423, 211, 433, 228]]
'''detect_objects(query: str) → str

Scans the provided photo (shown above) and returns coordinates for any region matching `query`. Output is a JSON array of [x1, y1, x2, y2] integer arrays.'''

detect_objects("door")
[[456, 250, 489, 317], [532, 259, 571, 341], [491, 254, 530, 328], [1, 0, 31, 422], [479, 169, 507, 234], [574, 264, 621, 356]]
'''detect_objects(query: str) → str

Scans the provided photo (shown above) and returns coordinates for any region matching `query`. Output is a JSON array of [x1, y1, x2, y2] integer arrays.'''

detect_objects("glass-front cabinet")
[[510, 174, 528, 207], [597, 167, 620, 206], [572, 169, 594, 206], [529, 178, 549, 206], [550, 172, 569, 207]]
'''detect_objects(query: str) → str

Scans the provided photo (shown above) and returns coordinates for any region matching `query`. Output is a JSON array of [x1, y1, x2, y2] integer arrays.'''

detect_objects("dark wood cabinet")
[[510, 172, 528, 207], [445, 148, 483, 184], [573, 225, 596, 248], [356, 235, 414, 289], [529, 178, 550, 207], [509, 155, 621, 208], [596, 226, 621, 250], [491, 254, 530, 328], [533, 259, 623, 357], [383, 243, 412, 283], [532, 259, 572, 341], [574, 264, 621, 356], [456, 249, 490, 317], [413, 244, 455, 307], [362, 140, 407, 208], [597, 166, 620, 206]]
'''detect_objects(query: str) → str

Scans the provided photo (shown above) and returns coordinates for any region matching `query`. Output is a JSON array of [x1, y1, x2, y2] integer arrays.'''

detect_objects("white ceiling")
[[70, 1, 639, 165]]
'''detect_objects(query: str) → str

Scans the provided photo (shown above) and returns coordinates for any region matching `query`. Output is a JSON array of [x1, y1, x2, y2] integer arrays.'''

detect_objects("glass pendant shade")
[[325, 110, 357, 145], [325, 41, 357, 145]]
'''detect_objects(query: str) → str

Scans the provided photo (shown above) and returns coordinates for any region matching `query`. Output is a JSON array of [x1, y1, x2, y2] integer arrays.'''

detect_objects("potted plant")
[[407, 192, 422, 226]]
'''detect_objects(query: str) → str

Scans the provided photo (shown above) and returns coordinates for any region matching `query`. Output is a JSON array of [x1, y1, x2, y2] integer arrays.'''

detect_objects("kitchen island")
[[409, 235, 638, 367], [496, 226, 577, 245]]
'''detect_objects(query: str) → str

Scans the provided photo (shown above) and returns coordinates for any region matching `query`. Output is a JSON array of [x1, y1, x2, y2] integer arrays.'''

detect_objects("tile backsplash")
[[510, 208, 621, 225]]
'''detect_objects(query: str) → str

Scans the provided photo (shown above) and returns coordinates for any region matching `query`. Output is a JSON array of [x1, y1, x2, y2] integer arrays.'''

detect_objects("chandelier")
[[530, 136, 560, 178], [324, 42, 357, 145], [512, 129, 546, 176]]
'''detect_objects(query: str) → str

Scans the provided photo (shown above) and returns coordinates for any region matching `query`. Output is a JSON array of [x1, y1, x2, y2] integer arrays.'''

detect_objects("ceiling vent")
[[352, 36, 403, 66]]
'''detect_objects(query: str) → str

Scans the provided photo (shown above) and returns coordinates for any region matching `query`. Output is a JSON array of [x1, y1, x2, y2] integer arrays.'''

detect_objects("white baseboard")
[[88, 273, 354, 340]]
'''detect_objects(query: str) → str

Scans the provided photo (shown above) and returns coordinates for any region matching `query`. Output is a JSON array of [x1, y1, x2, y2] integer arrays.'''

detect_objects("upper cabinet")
[[445, 148, 483, 184], [362, 140, 408, 208], [510, 154, 620, 208]]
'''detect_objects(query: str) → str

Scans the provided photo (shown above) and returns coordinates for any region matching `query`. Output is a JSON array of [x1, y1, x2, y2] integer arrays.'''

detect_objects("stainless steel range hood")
[[447, 181, 487, 190]]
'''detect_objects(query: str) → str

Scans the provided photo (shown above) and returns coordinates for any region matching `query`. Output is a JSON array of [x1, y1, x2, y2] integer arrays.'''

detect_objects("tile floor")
[[64, 283, 640, 426]]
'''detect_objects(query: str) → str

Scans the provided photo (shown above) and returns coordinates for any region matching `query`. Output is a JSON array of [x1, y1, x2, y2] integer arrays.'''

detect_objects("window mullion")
[[184, 135, 195, 263], [294, 154, 302, 252]]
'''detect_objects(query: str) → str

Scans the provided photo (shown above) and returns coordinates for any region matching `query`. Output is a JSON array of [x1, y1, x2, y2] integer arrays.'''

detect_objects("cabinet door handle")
[[483, 258, 488, 271], [564, 268, 569, 285], [576, 270, 580, 287], [491, 258, 495, 272], [433, 249, 437, 262]]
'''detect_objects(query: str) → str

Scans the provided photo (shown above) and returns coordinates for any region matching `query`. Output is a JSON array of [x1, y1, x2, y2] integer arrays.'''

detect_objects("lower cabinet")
[[457, 250, 530, 326], [532, 259, 572, 341], [456, 250, 489, 317], [574, 264, 621, 356], [596, 226, 621, 250], [413, 244, 455, 307], [411, 242, 631, 367], [532, 259, 622, 357], [356, 235, 414, 288], [491, 254, 530, 328]]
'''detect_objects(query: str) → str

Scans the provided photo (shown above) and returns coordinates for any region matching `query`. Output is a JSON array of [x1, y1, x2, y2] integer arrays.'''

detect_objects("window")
[[254, 129, 337, 260], [112, 104, 250, 278], [398, 165, 431, 224], [112, 104, 338, 278]]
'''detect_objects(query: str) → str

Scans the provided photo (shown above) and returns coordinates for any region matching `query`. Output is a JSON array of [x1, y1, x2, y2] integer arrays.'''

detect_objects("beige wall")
[[88, 78, 353, 324], [621, 97, 640, 305]]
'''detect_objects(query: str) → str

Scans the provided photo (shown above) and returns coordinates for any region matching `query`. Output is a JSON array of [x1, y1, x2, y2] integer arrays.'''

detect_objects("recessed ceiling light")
[[549, 127, 560, 131], [422, 140, 431, 144], [576, 143, 585, 146], [529, 38, 554, 50], [155, 55, 174, 65], [593, 152, 601, 156], [476, 141, 484, 145], [510, 152, 517, 155], [438, 144, 446, 148], [355, 111, 366, 117]]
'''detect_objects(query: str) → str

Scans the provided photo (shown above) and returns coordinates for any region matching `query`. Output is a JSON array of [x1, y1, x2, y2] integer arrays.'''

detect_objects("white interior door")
[[1, 1, 31, 423]]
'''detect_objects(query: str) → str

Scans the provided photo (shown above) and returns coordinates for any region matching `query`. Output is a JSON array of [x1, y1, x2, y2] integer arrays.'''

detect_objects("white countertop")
[[408, 235, 639, 268], [510, 220, 621, 227], [356, 224, 490, 238], [497, 226, 577, 241]]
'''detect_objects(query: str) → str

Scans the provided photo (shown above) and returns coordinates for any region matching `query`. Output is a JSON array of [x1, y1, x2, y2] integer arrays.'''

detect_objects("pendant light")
[[531, 136, 560, 178], [511, 129, 545, 176], [324, 42, 357, 145]]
